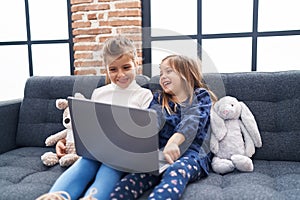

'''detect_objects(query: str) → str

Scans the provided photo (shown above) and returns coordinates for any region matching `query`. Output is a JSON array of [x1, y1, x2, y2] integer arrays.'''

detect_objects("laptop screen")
[[68, 97, 162, 174]]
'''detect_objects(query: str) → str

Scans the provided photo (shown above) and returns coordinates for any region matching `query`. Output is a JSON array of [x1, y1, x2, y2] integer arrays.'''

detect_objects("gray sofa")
[[0, 71, 299, 200]]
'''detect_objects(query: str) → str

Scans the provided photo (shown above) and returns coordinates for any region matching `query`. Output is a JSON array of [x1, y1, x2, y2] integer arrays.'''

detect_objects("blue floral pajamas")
[[110, 154, 204, 200], [110, 88, 212, 200]]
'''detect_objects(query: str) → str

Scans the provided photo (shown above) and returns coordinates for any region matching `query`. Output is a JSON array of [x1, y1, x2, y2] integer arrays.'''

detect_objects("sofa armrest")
[[0, 99, 22, 154]]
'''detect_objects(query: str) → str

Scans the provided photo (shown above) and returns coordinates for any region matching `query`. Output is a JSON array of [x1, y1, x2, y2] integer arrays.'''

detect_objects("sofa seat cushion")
[[0, 147, 66, 200], [1, 150, 299, 200], [181, 160, 300, 200]]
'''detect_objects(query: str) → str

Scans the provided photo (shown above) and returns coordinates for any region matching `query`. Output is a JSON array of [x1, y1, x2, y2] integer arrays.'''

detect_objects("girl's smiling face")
[[159, 60, 188, 101], [107, 54, 137, 89]]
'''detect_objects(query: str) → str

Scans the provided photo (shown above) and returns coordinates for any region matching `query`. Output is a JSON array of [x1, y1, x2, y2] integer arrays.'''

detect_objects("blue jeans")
[[50, 157, 124, 199]]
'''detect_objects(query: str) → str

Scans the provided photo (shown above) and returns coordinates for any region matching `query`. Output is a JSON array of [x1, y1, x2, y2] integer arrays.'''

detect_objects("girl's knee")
[[80, 158, 100, 167], [165, 160, 188, 175], [71, 158, 100, 175], [164, 157, 201, 181]]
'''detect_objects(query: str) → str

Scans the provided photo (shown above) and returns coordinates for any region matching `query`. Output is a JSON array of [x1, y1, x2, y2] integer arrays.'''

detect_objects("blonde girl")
[[36, 36, 153, 200]]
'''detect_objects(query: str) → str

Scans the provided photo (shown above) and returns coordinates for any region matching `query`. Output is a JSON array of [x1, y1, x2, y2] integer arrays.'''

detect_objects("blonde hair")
[[102, 35, 137, 84], [160, 55, 217, 113]]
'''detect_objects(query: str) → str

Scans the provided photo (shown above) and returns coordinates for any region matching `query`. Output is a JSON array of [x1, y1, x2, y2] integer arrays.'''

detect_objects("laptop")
[[68, 97, 169, 175]]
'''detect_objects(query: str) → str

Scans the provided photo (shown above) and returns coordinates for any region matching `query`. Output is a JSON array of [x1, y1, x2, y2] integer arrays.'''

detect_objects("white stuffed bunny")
[[210, 96, 262, 174]]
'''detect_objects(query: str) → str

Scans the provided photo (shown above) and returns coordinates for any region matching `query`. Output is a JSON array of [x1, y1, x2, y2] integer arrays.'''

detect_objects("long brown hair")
[[160, 55, 217, 113]]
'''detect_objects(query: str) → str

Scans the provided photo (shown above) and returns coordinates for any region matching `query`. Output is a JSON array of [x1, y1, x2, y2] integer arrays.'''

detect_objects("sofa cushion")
[[225, 71, 300, 162], [181, 160, 300, 200], [16, 75, 150, 147], [138, 160, 300, 200], [0, 147, 66, 200]]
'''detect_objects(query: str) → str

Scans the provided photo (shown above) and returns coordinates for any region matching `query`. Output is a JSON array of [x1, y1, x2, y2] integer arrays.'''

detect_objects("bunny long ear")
[[210, 105, 227, 141], [240, 102, 262, 147]]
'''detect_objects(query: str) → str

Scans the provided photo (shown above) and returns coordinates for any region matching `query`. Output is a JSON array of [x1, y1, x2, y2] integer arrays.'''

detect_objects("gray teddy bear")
[[210, 96, 262, 174]]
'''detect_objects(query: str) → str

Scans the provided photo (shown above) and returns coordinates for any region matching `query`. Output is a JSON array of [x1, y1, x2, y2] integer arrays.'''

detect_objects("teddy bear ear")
[[240, 102, 262, 147], [74, 92, 86, 99], [56, 99, 68, 110]]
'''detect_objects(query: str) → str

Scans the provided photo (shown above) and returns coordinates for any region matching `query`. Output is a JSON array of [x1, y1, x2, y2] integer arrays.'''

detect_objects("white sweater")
[[91, 80, 153, 109]]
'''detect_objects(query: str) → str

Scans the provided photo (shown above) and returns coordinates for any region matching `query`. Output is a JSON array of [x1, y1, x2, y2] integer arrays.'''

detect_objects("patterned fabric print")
[[148, 156, 202, 200], [149, 89, 212, 162], [110, 173, 160, 200]]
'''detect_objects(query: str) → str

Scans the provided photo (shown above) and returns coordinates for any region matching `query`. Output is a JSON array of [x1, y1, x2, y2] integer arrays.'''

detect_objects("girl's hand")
[[163, 132, 185, 164], [163, 143, 181, 164]]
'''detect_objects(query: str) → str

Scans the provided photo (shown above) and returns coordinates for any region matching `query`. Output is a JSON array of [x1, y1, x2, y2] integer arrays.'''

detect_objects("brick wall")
[[71, 0, 143, 75]]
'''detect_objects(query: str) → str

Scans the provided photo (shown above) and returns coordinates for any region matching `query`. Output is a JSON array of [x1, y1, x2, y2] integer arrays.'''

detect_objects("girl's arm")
[[149, 90, 212, 163], [140, 89, 153, 109], [173, 89, 212, 156], [148, 92, 166, 130], [163, 133, 185, 164]]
